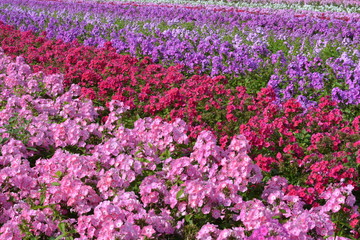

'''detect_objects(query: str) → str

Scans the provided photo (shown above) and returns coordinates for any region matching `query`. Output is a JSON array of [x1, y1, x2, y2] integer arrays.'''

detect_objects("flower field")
[[0, 0, 359, 239]]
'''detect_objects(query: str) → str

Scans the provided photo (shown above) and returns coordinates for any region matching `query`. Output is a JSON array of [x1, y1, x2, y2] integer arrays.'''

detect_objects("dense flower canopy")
[[0, 0, 359, 239]]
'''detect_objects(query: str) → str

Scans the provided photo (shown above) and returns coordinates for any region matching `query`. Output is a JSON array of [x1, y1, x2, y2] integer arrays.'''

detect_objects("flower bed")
[[0, 49, 359, 239], [0, 0, 359, 239]]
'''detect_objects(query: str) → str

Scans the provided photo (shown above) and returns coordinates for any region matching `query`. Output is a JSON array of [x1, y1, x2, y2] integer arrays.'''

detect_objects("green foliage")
[[267, 36, 289, 54], [53, 222, 79, 240], [85, 134, 103, 145], [319, 43, 341, 61], [181, 22, 196, 31], [117, 111, 141, 129], [63, 145, 89, 155], [157, 21, 172, 32], [84, 23, 94, 32], [20, 187, 80, 240], [181, 223, 199, 240], [227, 66, 274, 95], [49, 115, 67, 123], [238, 183, 264, 201], [114, 19, 127, 30], [294, 129, 312, 149], [338, 104, 360, 122], [278, 159, 307, 186], [1, 113, 32, 145], [125, 169, 156, 194], [331, 209, 356, 238], [27, 146, 56, 167]]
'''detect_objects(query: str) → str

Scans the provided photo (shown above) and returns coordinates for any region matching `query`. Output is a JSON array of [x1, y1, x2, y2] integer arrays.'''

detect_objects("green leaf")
[[26, 147, 38, 151], [134, 149, 143, 155], [40, 193, 46, 205], [135, 157, 150, 163], [185, 214, 193, 224], [0, 137, 9, 144], [54, 233, 67, 240], [31, 205, 49, 210], [8, 115, 18, 123], [54, 171, 63, 178], [279, 209, 287, 214], [176, 187, 185, 200], [160, 149, 171, 160], [51, 182, 61, 186], [58, 222, 66, 233]]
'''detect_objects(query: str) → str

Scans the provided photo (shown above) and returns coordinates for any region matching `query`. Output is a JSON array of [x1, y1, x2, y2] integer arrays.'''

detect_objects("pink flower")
[[141, 225, 155, 238], [196, 223, 219, 240]]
